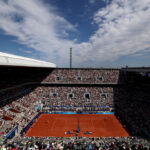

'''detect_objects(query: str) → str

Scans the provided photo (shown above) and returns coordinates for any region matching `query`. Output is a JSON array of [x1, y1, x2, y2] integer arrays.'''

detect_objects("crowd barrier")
[[47, 106, 113, 108], [46, 112, 114, 115], [4, 126, 18, 143]]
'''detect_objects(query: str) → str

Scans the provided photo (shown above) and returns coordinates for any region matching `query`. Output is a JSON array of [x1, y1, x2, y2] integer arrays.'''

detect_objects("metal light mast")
[[70, 48, 72, 68]]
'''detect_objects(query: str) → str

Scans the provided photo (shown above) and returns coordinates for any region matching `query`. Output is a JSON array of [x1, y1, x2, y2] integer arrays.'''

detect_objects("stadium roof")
[[0, 52, 56, 68]]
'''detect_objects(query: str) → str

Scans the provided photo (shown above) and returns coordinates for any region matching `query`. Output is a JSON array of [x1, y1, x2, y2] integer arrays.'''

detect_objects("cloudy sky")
[[0, 0, 150, 67]]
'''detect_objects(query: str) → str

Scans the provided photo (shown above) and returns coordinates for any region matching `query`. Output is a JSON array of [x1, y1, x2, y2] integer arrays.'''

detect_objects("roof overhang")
[[0, 52, 56, 68]]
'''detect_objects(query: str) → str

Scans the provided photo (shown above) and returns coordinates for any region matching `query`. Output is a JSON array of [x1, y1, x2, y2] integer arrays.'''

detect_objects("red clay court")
[[25, 114, 129, 137]]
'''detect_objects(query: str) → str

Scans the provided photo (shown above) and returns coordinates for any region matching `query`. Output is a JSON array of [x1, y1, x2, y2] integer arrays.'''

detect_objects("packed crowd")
[[1, 136, 150, 150], [0, 68, 120, 91], [39, 86, 114, 112], [43, 69, 120, 84], [115, 85, 150, 139], [0, 87, 40, 142], [0, 87, 26, 107]]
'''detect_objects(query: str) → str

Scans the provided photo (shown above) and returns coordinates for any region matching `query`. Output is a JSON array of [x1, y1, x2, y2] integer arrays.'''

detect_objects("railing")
[[3, 126, 18, 143], [45, 112, 114, 114]]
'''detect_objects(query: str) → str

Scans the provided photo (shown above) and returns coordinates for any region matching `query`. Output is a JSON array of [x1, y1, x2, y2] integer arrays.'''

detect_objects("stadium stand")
[[43, 68, 120, 84], [0, 53, 150, 149]]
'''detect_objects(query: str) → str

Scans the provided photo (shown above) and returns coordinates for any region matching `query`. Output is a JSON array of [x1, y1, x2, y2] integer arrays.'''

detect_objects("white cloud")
[[0, 0, 150, 67], [76, 0, 150, 66], [0, 0, 77, 66]]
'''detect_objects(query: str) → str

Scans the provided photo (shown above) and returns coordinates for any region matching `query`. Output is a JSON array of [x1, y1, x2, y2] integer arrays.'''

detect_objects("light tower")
[[70, 48, 72, 68]]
